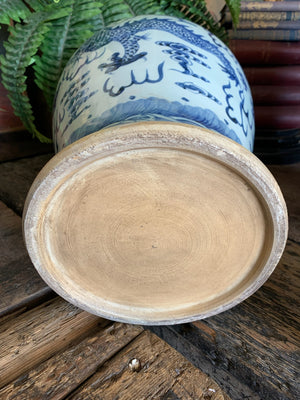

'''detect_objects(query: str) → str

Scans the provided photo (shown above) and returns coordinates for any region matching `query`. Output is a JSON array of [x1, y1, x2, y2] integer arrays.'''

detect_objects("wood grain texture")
[[0, 153, 53, 215], [0, 322, 143, 400], [0, 130, 297, 399], [67, 331, 231, 400], [149, 325, 261, 400], [0, 201, 53, 317], [152, 239, 300, 400], [0, 297, 106, 388]]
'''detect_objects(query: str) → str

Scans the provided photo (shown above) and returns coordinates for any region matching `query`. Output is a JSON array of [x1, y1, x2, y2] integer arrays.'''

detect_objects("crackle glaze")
[[53, 15, 254, 151]]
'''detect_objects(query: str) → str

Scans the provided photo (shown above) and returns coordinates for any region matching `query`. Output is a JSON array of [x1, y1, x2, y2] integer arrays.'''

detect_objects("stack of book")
[[225, 1, 300, 164], [223, 0, 300, 41], [229, 39, 300, 164]]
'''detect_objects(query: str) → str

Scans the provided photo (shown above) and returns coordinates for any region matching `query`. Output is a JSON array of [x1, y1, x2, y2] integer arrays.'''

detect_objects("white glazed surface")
[[53, 15, 254, 152]]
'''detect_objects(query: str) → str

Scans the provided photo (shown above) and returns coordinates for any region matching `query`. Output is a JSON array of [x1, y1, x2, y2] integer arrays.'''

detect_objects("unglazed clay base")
[[23, 122, 288, 324]]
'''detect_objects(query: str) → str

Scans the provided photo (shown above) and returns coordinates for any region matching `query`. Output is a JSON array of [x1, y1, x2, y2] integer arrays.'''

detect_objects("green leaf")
[[33, 0, 103, 108], [225, 0, 241, 27], [0, 0, 31, 24], [0, 5, 73, 142], [0, 0, 239, 144], [25, 0, 59, 11], [101, 0, 134, 25], [124, 0, 164, 16]]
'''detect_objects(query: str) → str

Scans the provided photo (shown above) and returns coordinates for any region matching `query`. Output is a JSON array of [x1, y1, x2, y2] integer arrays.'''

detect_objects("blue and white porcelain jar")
[[53, 15, 254, 152], [24, 16, 287, 325]]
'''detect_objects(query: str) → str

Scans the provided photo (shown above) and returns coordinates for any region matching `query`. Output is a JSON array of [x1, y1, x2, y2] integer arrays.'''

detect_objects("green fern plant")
[[0, 0, 240, 142]]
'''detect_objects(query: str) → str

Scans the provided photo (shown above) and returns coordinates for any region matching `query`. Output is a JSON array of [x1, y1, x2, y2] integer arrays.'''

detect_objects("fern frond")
[[0, 5, 72, 142], [101, 0, 175, 26], [25, 0, 62, 11], [0, 0, 31, 24], [225, 0, 240, 27], [101, 0, 135, 25], [125, 0, 164, 16], [33, 0, 103, 108], [1, 0, 239, 144]]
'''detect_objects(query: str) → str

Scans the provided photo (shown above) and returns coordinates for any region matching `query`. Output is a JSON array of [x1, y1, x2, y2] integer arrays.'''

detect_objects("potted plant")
[[0, 0, 240, 143]]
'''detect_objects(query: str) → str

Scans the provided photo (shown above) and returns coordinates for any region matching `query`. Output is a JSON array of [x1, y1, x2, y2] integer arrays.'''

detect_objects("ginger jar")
[[23, 16, 288, 324]]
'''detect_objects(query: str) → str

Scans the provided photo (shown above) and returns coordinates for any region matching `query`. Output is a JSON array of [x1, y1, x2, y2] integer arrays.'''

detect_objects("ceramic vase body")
[[23, 16, 287, 325], [53, 15, 254, 152]]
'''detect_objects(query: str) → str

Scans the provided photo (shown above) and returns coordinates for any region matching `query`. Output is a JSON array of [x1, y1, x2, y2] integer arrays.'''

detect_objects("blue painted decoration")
[[53, 15, 254, 151]]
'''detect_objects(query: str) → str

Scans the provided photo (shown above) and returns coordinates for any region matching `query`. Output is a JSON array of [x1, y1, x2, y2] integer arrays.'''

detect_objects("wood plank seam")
[[148, 325, 261, 400], [0, 298, 108, 389], [0, 287, 55, 319], [0, 322, 144, 400], [0, 201, 53, 317], [63, 328, 146, 399], [66, 330, 231, 400]]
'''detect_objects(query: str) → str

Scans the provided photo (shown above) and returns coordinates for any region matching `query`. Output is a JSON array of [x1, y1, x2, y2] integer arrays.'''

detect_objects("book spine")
[[254, 105, 300, 129], [236, 20, 300, 29], [243, 66, 300, 85], [251, 85, 300, 105], [255, 128, 300, 140], [223, 11, 300, 22], [240, 1, 300, 12], [255, 128, 300, 138], [228, 29, 300, 41], [229, 40, 300, 64]]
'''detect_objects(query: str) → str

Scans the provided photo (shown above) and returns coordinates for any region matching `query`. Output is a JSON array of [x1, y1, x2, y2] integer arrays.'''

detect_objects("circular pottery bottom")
[[23, 122, 288, 324]]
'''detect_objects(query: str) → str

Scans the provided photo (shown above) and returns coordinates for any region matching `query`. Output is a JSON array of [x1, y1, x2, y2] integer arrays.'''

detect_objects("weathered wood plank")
[[0, 136, 297, 400], [67, 331, 231, 400], [0, 153, 52, 215], [0, 297, 107, 389], [0, 201, 53, 317], [152, 240, 300, 400], [0, 322, 143, 400], [149, 325, 261, 400]]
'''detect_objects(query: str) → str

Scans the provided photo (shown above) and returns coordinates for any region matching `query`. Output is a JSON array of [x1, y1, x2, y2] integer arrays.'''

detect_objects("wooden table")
[[0, 148, 299, 399]]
